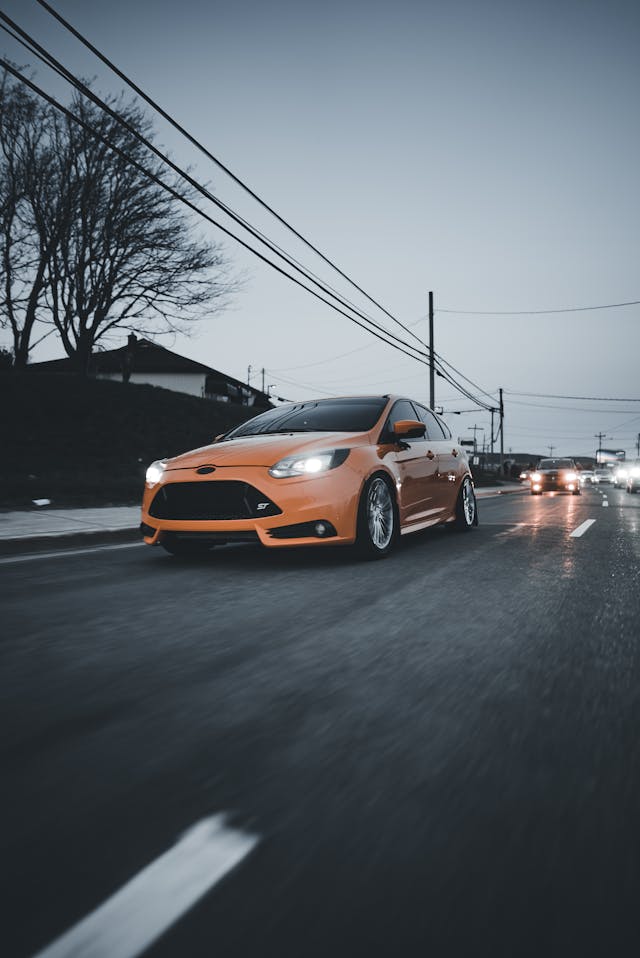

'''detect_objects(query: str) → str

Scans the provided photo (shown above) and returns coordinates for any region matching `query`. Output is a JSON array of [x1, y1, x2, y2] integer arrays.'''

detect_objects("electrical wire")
[[438, 301, 640, 315], [0, 15, 432, 365], [505, 390, 640, 402], [34, 0, 427, 351], [0, 58, 441, 372], [2, 13, 499, 415]]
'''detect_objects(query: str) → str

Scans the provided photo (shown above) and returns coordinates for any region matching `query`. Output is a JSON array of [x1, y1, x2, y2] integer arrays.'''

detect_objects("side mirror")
[[393, 419, 426, 440], [213, 433, 226, 442]]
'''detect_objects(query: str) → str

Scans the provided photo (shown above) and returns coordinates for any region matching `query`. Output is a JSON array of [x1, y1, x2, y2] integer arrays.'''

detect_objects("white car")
[[579, 470, 595, 486], [593, 468, 615, 485]]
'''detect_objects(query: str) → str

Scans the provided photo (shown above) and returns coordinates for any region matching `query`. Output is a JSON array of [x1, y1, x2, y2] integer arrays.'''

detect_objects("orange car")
[[140, 395, 478, 559]]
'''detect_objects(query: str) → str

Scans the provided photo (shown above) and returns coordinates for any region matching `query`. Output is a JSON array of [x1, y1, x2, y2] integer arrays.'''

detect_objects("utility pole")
[[261, 367, 265, 393], [428, 291, 435, 410], [247, 364, 252, 386], [499, 387, 504, 474], [636, 433, 640, 457], [490, 408, 495, 462], [548, 445, 555, 457], [469, 424, 484, 456], [595, 432, 606, 463]]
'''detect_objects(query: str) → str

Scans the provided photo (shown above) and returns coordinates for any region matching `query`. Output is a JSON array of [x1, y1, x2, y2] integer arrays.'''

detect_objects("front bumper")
[[140, 464, 362, 548], [531, 479, 578, 493]]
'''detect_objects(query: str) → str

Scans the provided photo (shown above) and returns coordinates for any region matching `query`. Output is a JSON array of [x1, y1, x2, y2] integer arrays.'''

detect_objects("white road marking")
[[0, 542, 143, 566], [570, 519, 596, 538], [33, 815, 258, 958], [495, 522, 527, 538]]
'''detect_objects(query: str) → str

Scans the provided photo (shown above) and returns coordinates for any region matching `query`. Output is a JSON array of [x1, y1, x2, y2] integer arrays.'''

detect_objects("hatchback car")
[[530, 458, 581, 495], [140, 395, 478, 558]]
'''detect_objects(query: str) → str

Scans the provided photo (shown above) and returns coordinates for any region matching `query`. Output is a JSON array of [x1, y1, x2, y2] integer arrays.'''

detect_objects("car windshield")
[[224, 397, 388, 438], [538, 459, 574, 470]]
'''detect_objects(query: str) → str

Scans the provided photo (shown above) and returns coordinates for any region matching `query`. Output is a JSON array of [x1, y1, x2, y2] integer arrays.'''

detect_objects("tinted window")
[[413, 404, 449, 440], [538, 459, 574, 469], [225, 397, 388, 438]]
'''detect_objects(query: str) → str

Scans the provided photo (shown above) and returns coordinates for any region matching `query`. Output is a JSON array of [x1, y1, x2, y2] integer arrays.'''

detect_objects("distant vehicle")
[[625, 461, 640, 494], [579, 470, 595, 486], [530, 458, 581, 495], [593, 468, 615, 485], [519, 469, 531, 482], [613, 465, 629, 488]]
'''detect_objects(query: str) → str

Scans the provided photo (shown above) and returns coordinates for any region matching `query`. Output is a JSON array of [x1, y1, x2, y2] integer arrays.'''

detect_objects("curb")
[[0, 526, 140, 557]]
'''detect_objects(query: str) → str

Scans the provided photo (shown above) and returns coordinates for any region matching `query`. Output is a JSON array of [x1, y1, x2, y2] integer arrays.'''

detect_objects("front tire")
[[453, 477, 478, 530], [356, 475, 397, 559]]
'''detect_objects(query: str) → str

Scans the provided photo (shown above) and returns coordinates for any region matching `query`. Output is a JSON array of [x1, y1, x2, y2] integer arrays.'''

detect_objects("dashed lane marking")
[[570, 519, 596, 538], [495, 522, 528, 538], [33, 815, 258, 958]]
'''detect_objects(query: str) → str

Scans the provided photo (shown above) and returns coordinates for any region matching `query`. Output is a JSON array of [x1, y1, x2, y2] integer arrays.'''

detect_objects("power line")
[[3, 13, 499, 416], [268, 316, 426, 373], [433, 351, 497, 404], [438, 301, 640, 316], [506, 390, 640, 402], [34, 0, 426, 351], [507, 398, 640, 413], [0, 15, 432, 366], [0, 58, 437, 371]]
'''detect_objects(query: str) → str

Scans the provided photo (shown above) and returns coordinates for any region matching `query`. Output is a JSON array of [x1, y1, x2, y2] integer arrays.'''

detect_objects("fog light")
[[315, 522, 329, 537], [533, 484, 541, 491], [568, 484, 575, 491]]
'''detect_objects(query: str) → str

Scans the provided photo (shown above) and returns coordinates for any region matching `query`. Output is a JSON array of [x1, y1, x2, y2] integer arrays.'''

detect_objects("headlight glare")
[[564, 472, 577, 482], [145, 459, 166, 487], [530, 472, 541, 482], [269, 448, 350, 478]]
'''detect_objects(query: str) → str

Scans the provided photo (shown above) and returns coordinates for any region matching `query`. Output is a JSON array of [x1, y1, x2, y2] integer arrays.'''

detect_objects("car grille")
[[149, 481, 282, 521]]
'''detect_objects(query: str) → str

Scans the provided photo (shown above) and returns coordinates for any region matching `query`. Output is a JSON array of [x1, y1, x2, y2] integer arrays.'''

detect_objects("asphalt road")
[[2, 484, 640, 957]]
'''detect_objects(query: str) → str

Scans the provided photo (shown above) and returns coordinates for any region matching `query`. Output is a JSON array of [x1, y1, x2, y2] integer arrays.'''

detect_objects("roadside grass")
[[0, 372, 263, 508]]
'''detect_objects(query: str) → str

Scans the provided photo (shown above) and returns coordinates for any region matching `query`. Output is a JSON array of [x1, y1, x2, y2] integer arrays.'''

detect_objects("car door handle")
[[426, 450, 435, 460]]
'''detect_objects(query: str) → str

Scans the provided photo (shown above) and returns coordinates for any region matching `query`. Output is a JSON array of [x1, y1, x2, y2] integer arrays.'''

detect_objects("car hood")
[[164, 431, 368, 470]]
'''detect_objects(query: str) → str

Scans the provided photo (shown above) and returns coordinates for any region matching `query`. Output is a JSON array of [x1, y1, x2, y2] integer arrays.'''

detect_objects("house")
[[28, 336, 272, 408]]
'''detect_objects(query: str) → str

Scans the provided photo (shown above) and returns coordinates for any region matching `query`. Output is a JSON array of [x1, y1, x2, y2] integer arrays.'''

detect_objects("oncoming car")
[[613, 464, 629, 488], [530, 458, 581, 495], [626, 461, 640, 494], [140, 395, 478, 559]]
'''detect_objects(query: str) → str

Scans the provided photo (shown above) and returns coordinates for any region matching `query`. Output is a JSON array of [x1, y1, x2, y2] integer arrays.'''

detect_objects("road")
[[2, 484, 640, 957]]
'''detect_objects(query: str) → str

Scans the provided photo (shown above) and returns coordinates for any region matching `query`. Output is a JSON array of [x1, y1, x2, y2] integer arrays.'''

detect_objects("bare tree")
[[0, 69, 62, 367], [0, 69, 237, 371]]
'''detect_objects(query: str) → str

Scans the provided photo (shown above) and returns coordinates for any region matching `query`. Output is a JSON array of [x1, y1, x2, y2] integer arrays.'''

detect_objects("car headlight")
[[269, 448, 350, 479], [145, 459, 167, 487], [564, 472, 577, 482], [530, 472, 541, 482]]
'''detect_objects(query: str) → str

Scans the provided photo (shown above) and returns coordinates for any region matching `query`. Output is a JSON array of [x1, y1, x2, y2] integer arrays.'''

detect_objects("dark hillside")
[[0, 372, 265, 507]]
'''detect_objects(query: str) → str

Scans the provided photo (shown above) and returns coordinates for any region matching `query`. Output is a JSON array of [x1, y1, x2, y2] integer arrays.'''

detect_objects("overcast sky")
[[2, 0, 639, 457]]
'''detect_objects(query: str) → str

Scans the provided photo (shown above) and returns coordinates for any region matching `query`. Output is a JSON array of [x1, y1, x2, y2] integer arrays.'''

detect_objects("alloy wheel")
[[367, 478, 394, 550]]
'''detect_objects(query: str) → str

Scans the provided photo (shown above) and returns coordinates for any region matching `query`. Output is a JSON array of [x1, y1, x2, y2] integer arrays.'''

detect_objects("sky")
[[2, 0, 639, 458]]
